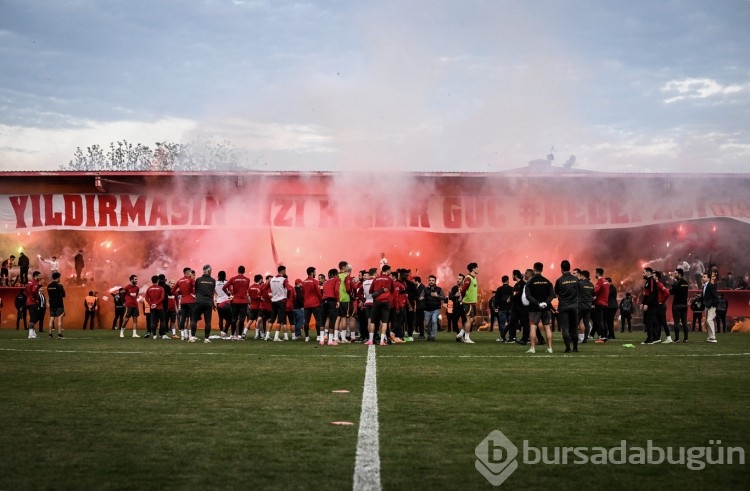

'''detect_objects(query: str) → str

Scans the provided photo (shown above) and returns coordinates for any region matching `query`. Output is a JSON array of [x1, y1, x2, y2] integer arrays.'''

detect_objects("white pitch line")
[[353, 345, 381, 491]]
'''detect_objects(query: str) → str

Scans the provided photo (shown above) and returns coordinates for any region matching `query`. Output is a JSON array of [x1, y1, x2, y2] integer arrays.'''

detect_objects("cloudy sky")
[[1, 0, 748, 173]]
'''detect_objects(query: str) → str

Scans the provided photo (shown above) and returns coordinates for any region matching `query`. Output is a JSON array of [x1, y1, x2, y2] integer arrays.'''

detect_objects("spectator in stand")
[[74, 250, 85, 285], [1, 254, 14, 286], [690, 292, 704, 333], [17, 252, 30, 285], [720, 272, 736, 290], [691, 257, 705, 288], [38, 254, 60, 279]]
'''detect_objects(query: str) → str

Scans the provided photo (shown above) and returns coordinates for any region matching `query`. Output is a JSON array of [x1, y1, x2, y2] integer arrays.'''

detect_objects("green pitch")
[[1, 329, 748, 490]]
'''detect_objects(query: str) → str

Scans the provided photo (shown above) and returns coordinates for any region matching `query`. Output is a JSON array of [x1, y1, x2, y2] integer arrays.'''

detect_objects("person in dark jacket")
[[524, 262, 555, 354], [606, 277, 618, 340], [422, 275, 445, 341], [575, 269, 594, 343], [191, 264, 216, 343], [670, 268, 690, 342], [640, 268, 659, 344], [555, 260, 579, 353], [494, 276, 513, 342]]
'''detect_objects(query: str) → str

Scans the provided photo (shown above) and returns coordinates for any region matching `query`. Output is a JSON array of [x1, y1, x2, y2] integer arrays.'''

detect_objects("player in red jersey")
[[223, 265, 251, 340], [300, 266, 323, 342], [369, 265, 395, 346], [121, 274, 142, 338]]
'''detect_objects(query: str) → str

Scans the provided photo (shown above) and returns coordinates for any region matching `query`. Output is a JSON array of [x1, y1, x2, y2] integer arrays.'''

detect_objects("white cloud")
[[662, 77, 748, 103]]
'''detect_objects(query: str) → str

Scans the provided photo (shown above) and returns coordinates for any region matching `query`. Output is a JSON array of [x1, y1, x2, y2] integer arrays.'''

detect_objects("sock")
[[333, 330, 339, 341], [274, 331, 280, 340], [380, 334, 386, 343], [283, 333, 289, 340], [369, 333, 375, 342], [458, 329, 465, 337]]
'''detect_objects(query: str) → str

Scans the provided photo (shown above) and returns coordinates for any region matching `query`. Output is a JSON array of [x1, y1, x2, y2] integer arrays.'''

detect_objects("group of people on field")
[[17, 256, 728, 349]]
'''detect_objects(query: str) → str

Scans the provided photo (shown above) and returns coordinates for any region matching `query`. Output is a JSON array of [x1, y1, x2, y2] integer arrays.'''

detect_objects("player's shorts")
[[125, 307, 140, 318], [49, 307, 65, 317], [260, 309, 272, 321], [370, 301, 391, 326], [247, 308, 259, 321], [338, 301, 354, 317], [463, 303, 477, 317], [270, 301, 287, 324], [167, 311, 177, 323], [320, 298, 338, 328], [529, 310, 552, 326], [365, 305, 373, 320], [28, 304, 40, 323]]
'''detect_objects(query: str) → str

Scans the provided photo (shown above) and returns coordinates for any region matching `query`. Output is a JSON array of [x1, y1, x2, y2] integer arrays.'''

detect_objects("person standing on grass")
[[369, 264, 394, 346], [247, 274, 264, 339], [448, 274, 465, 335], [320, 268, 341, 345], [301, 267, 322, 342], [653, 271, 673, 344], [701, 272, 718, 343], [46, 272, 66, 339], [618, 293, 634, 334], [360, 268, 377, 344], [215, 271, 233, 338], [422, 274, 445, 342], [508, 270, 527, 344], [670, 268, 690, 342], [524, 262, 555, 354], [456, 263, 479, 344], [83, 291, 98, 330], [145, 275, 167, 339], [494, 275, 513, 342], [267, 265, 292, 342], [592, 268, 610, 342], [172, 268, 196, 341], [121, 275, 141, 338], [224, 265, 251, 340], [191, 264, 216, 343], [640, 268, 659, 344], [555, 260, 579, 353], [606, 277, 618, 340], [336, 262, 355, 343], [24, 271, 42, 339]]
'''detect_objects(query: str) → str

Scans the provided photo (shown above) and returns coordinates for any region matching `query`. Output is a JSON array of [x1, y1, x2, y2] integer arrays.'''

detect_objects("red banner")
[[2, 193, 749, 233]]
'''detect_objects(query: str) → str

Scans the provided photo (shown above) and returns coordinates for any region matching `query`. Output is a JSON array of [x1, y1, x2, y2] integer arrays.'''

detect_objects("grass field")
[[1, 328, 748, 490]]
